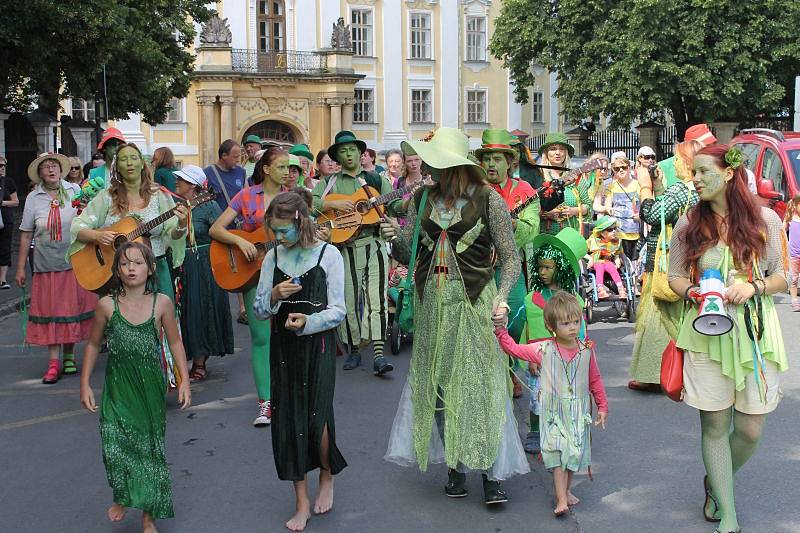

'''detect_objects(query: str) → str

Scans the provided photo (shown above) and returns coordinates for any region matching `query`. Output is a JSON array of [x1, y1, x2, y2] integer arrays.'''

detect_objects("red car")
[[730, 128, 800, 219]]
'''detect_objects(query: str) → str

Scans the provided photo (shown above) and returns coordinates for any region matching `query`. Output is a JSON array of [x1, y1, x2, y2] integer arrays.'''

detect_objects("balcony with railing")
[[231, 49, 328, 75]]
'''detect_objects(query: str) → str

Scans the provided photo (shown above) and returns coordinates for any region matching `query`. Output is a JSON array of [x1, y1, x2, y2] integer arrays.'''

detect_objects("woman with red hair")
[[669, 144, 788, 532]]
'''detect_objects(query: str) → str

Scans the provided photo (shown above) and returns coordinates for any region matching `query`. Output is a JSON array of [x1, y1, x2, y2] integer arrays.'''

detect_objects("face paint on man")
[[481, 153, 510, 185], [336, 143, 362, 175], [692, 154, 732, 202]]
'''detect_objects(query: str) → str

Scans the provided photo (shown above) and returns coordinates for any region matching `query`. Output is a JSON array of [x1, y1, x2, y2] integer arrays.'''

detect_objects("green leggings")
[[243, 287, 271, 401]]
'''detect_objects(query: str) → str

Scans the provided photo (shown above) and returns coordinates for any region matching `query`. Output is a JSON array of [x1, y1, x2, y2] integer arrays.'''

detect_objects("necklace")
[[554, 339, 582, 395]]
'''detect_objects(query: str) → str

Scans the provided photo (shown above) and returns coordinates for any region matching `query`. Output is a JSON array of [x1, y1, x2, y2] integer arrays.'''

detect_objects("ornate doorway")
[[243, 120, 296, 147]]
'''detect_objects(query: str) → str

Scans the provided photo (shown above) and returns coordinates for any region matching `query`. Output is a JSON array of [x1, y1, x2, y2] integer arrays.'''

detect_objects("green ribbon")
[[19, 286, 29, 350]]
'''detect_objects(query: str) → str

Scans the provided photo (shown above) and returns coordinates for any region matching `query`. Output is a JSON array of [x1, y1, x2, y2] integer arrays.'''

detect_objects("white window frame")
[[408, 11, 433, 60], [410, 87, 434, 124], [165, 97, 185, 123], [465, 88, 488, 124], [531, 91, 544, 124], [465, 15, 487, 62], [71, 98, 96, 122], [353, 88, 375, 124], [350, 7, 374, 57]]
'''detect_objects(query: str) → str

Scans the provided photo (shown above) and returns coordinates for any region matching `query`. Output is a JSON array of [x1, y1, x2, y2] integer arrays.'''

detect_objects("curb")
[[0, 295, 27, 321]]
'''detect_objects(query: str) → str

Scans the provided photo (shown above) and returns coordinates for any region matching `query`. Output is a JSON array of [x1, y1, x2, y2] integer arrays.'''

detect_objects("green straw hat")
[[288, 155, 303, 172], [400, 127, 487, 182], [327, 130, 367, 163], [592, 215, 618, 234], [531, 227, 587, 278], [289, 143, 314, 162], [474, 129, 518, 160], [538, 132, 575, 157]]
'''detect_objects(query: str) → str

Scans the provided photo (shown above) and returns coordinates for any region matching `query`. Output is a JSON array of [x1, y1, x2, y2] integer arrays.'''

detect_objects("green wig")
[[530, 243, 578, 293]]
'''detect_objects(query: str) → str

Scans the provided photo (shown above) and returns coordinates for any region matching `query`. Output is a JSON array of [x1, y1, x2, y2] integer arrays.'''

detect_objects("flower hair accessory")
[[725, 147, 744, 169]]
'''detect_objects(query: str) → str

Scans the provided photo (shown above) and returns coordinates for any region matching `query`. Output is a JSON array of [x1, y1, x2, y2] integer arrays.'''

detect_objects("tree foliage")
[[489, 0, 800, 137], [0, 0, 211, 124]]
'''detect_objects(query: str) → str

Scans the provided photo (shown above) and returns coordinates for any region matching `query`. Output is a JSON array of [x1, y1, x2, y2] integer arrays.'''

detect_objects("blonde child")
[[80, 241, 191, 533], [495, 291, 607, 517], [784, 194, 800, 311]]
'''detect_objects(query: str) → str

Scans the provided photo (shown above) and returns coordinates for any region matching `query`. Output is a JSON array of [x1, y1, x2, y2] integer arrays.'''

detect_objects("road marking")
[[0, 409, 90, 432]]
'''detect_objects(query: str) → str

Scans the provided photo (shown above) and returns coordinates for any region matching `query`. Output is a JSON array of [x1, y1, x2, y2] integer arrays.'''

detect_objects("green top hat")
[[538, 132, 575, 157], [474, 129, 518, 160], [244, 134, 262, 146], [327, 130, 367, 163], [289, 143, 314, 162], [401, 127, 487, 182], [531, 227, 587, 279], [592, 215, 618, 234]]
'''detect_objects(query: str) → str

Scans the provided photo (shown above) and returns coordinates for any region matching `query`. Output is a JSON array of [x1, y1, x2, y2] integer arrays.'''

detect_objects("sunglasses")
[[0, 164, 6, 168], [71, 166, 81, 170], [613, 166, 629, 172], [641, 155, 656, 160]]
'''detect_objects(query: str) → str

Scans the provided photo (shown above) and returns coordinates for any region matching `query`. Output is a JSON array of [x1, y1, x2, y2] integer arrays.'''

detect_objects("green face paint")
[[265, 155, 289, 187], [481, 152, 509, 185], [692, 154, 729, 201], [104, 140, 121, 163], [116, 146, 143, 183], [336, 143, 362, 174]]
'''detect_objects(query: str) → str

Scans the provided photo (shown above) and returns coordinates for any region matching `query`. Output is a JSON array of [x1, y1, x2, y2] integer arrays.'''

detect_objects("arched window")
[[258, 0, 285, 52], [245, 120, 296, 145]]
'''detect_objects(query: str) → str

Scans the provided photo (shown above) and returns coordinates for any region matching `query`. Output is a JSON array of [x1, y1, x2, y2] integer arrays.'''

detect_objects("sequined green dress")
[[100, 294, 173, 519]]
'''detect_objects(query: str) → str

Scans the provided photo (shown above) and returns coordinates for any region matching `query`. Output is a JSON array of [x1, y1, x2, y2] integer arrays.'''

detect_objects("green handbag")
[[398, 188, 428, 333]]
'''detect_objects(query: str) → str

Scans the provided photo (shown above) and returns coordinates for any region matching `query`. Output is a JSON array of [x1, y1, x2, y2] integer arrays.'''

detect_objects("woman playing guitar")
[[209, 145, 288, 427]]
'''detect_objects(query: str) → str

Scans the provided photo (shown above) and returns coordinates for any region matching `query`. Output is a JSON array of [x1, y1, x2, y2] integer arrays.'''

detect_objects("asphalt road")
[[1, 295, 798, 533]]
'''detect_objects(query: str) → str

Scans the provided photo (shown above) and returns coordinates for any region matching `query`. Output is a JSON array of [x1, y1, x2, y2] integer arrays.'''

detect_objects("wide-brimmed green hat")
[[244, 134, 262, 146], [474, 129, 518, 160], [531, 227, 587, 278], [538, 132, 575, 157], [400, 127, 487, 182], [327, 130, 367, 163], [289, 143, 314, 162], [592, 215, 618, 234]]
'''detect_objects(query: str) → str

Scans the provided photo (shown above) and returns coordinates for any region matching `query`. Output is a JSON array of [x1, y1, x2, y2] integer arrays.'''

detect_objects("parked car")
[[730, 128, 800, 219]]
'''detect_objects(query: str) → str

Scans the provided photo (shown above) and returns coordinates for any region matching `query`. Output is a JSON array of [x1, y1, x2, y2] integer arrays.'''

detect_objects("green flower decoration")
[[725, 147, 744, 169]]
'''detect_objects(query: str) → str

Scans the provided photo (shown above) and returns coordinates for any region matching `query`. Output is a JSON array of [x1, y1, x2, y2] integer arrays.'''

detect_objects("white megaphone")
[[693, 269, 734, 336]]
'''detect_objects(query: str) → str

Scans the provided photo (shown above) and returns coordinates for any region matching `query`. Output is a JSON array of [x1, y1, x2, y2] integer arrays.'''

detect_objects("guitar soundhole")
[[113, 235, 129, 250], [356, 201, 370, 215]]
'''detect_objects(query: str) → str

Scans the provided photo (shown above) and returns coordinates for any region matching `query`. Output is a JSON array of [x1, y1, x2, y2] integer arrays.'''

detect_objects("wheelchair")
[[579, 253, 638, 324]]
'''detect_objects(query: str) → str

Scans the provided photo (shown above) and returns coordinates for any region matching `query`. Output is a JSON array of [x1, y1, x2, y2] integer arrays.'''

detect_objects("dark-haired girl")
[[253, 189, 346, 532], [209, 146, 288, 426], [668, 144, 788, 532], [80, 241, 191, 533]]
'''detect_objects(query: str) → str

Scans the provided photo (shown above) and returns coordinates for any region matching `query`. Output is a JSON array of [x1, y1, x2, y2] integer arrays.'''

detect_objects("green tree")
[[490, 0, 800, 138], [0, 0, 211, 124]]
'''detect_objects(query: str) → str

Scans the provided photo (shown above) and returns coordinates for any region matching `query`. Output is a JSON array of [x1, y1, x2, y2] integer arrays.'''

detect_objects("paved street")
[[1, 296, 799, 533]]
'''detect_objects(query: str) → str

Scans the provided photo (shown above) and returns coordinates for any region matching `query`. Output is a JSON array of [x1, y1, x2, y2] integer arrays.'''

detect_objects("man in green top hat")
[[289, 143, 314, 183], [311, 130, 400, 376], [242, 134, 262, 180]]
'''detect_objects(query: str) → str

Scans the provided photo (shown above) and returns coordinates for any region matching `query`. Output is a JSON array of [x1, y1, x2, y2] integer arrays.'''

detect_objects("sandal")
[[703, 475, 721, 523], [189, 363, 208, 382], [62, 355, 78, 375], [42, 360, 61, 384]]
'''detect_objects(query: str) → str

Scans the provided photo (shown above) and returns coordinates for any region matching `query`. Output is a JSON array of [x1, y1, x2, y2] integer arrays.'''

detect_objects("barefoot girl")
[[495, 291, 608, 517], [253, 189, 347, 532], [80, 242, 191, 533]]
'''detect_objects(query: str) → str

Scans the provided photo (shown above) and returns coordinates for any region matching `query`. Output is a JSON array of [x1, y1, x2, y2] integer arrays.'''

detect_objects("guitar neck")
[[373, 180, 422, 205], [128, 207, 178, 240]]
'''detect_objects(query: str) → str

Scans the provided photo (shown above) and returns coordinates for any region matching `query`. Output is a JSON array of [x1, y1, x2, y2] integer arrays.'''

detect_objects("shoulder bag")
[[397, 188, 429, 333], [651, 198, 679, 302]]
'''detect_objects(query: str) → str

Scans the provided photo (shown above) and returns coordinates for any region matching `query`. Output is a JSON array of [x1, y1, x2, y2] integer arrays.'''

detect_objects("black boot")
[[482, 474, 508, 504], [445, 469, 467, 498]]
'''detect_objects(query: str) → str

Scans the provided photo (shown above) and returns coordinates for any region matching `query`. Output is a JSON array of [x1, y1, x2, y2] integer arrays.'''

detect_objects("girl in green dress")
[[80, 241, 191, 533]]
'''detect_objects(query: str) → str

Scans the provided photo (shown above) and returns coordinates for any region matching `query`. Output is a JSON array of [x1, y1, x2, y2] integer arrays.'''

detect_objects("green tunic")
[[100, 294, 173, 518]]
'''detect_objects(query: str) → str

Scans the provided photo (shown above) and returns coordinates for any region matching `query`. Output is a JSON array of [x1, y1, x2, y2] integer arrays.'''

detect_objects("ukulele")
[[316, 178, 429, 243], [511, 159, 608, 218], [70, 189, 216, 293], [209, 213, 361, 292]]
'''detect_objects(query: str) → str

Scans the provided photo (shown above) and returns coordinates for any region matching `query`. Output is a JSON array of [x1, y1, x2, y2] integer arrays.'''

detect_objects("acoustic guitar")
[[209, 213, 361, 292], [70, 190, 216, 293], [316, 179, 428, 243]]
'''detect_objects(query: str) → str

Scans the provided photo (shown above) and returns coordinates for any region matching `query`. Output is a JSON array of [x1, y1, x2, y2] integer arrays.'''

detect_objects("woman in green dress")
[[384, 128, 529, 505], [668, 144, 788, 532], [174, 165, 234, 381], [80, 241, 191, 533], [538, 133, 592, 236], [253, 189, 347, 532], [152, 147, 178, 193]]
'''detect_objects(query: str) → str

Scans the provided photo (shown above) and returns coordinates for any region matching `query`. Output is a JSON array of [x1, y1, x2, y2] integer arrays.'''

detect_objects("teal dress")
[[154, 167, 177, 193], [179, 201, 234, 359], [100, 294, 173, 518]]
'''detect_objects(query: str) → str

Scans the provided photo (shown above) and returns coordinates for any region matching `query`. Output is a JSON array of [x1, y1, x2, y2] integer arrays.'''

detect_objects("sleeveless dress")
[[99, 294, 173, 518], [539, 340, 593, 472], [270, 244, 347, 481]]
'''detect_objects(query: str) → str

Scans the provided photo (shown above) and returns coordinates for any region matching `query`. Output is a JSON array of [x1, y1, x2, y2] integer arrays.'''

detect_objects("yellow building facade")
[[65, 0, 568, 166]]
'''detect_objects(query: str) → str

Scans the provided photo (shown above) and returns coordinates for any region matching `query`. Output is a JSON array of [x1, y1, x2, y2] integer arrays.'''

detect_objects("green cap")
[[592, 215, 618, 234], [474, 129, 518, 160], [244, 134, 262, 146], [531, 227, 587, 279], [538, 132, 575, 157], [288, 155, 303, 172], [289, 143, 314, 162], [400, 127, 487, 182], [327, 130, 367, 163]]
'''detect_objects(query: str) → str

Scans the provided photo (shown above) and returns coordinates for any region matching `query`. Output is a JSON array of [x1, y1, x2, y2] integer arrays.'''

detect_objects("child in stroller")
[[587, 216, 627, 299]]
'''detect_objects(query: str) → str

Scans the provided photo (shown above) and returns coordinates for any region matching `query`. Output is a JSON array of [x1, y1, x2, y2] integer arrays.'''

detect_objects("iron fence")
[[658, 126, 677, 158], [589, 129, 640, 160], [525, 133, 549, 154], [231, 49, 327, 74]]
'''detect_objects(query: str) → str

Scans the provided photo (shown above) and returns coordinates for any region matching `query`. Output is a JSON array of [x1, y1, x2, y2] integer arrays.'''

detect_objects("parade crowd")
[[6, 121, 789, 533]]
